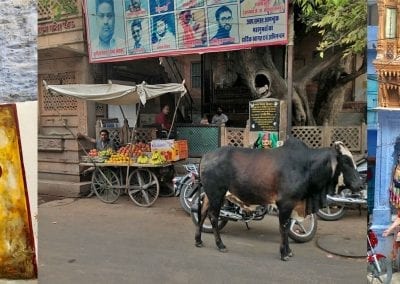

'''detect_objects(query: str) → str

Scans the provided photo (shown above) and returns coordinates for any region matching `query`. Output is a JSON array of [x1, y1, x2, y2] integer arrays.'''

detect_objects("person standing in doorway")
[[155, 105, 172, 131]]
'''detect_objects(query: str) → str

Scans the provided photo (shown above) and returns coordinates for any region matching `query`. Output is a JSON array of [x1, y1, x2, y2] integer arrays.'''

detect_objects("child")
[[200, 114, 209, 124]]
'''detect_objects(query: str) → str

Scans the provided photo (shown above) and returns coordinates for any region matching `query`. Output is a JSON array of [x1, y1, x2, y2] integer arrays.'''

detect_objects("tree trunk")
[[317, 82, 352, 125], [233, 48, 306, 125]]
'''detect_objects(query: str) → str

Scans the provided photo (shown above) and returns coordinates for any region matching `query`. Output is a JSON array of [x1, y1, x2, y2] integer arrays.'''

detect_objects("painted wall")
[[372, 110, 400, 257], [0, 0, 37, 102]]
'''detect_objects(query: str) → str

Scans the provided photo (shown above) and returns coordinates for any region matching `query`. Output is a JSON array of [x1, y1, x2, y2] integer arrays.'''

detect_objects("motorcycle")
[[190, 191, 317, 243], [367, 228, 392, 283], [317, 158, 367, 221], [173, 163, 200, 214]]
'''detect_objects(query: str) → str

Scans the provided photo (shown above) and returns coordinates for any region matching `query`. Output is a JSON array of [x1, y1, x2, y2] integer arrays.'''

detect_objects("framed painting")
[[0, 104, 37, 279]]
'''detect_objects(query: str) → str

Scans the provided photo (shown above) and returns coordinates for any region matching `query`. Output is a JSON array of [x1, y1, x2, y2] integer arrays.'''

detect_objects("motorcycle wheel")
[[288, 213, 317, 243], [179, 176, 199, 215], [191, 192, 228, 233], [367, 256, 392, 284], [317, 205, 346, 221]]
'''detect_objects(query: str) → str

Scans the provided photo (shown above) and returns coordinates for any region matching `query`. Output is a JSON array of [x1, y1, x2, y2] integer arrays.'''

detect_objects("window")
[[385, 8, 397, 39], [191, 62, 201, 89], [368, 4, 378, 26]]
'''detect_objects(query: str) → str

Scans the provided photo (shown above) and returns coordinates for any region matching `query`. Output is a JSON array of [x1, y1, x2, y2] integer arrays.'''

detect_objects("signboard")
[[84, 0, 288, 63], [249, 98, 280, 132]]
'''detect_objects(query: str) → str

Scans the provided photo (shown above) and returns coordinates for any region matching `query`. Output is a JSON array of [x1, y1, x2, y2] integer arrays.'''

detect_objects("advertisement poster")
[[85, 0, 288, 63]]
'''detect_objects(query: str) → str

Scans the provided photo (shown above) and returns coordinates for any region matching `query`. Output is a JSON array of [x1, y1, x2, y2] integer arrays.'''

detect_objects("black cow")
[[194, 137, 364, 261]]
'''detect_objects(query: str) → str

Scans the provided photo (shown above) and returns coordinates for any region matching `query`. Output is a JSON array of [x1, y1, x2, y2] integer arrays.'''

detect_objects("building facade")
[[372, 0, 400, 256]]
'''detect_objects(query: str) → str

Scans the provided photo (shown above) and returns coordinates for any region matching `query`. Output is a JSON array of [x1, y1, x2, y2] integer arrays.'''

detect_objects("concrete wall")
[[0, 0, 37, 102]]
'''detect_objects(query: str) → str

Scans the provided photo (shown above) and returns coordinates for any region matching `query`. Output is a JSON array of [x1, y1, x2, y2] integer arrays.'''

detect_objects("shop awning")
[[42, 80, 187, 105]]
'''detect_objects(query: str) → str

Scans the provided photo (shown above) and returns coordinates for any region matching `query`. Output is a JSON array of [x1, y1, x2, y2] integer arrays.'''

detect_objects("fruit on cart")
[[106, 153, 131, 164], [88, 149, 98, 157], [118, 145, 134, 157], [150, 151, 166, 165], [99, 149, 113, 158], [137, 154, 149, 164], [133, 142, 151, 155]]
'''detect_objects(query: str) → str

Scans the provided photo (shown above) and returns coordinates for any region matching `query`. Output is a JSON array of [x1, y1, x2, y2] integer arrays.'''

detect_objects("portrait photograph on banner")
[[176, 8, 207, 49], [208, 4, 239, 46], [126, 17, 151, 54], [151, 13, 177, 51], [124, 0, 148, 18], [87, 0, 127, 59]]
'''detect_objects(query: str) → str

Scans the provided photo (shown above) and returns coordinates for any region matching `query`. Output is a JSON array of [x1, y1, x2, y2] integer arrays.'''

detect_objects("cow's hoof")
[[281, 255, 290, 261], [218, 247, 227, 253], [195, 241, 203, 248]]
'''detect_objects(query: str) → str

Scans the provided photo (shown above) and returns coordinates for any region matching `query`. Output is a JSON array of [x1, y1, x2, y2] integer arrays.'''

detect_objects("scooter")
[[317, 158, 367, 221], [173, 163, 200, 214], [367, 228, 392, 283], [191, 191, 317, 243]]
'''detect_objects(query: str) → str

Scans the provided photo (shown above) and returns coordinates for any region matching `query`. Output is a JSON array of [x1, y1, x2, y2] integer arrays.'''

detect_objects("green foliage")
[[293, 0, 367, 57], [39, 0, 79, 21]]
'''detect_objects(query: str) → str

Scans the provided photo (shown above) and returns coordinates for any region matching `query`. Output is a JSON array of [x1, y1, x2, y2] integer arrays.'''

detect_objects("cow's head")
[[334, 141, 364, 192]]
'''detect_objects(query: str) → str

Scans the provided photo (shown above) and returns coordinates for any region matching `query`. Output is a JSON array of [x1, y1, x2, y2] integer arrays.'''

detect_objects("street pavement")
[[38, 194, 366, 284]]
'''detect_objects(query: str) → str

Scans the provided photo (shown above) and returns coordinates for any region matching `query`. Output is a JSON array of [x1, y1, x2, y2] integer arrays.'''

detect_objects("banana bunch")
[[136, 154, 149, 164], [99, 149, 113, 158], [150, 151, 166, 165]]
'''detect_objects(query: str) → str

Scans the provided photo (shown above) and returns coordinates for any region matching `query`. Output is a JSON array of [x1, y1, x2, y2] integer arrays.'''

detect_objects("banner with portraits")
[[84, 0, 287, 63]]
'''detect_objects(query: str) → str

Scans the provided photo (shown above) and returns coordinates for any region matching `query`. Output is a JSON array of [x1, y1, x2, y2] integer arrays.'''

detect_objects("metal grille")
[[40, 72, 78, 114], [38, 0, 79, 22], [95, 103, 106, 117], [386, 42, 394, 59], [134, 128, 157, 143], [224, 128, 246, 147], [330, 127, 361, 151], [109, 128, 121, 148], [291, 127, 323, 148]]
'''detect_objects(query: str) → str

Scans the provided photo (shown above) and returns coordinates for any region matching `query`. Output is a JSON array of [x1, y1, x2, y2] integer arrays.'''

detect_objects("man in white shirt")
[[152, 17, 176, 50], [211, 106, 228, 126]]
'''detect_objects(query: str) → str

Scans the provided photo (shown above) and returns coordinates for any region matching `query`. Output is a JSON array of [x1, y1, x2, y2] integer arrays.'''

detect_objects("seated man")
[[77, 129, 117, 151]]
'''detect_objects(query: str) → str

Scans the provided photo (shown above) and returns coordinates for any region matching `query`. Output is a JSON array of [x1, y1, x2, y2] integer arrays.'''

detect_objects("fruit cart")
[[79, 159, 173, 206], [43, 80, 188, 207]]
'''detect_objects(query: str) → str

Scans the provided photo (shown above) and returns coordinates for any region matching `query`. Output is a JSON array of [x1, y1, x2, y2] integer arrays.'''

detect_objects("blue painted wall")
[[372, 110, 400, 257]]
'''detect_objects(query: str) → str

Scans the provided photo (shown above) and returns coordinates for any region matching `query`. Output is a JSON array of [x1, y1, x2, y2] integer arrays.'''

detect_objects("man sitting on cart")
[[77, 129, 117, 151]]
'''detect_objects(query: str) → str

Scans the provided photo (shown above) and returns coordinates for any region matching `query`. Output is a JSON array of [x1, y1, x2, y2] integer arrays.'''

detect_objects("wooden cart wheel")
[[92, 168, 121, 203], [127, 168, 159, 207]]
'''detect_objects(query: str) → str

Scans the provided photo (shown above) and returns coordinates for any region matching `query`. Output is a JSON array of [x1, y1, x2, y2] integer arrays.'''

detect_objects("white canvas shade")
[[42, 80, 187, 105]]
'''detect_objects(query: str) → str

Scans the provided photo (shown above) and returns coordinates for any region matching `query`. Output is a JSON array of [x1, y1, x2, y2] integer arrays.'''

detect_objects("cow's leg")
[[195, 194, 209, 247], [277, 202, 294, 261], [209, 191, 227, 252]]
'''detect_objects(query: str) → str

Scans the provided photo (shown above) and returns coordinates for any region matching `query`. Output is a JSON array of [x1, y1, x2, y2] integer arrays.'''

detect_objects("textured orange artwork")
[[0, 104, 37, 279]]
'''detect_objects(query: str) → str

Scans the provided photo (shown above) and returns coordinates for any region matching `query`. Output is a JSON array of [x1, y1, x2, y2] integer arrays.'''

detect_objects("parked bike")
[[317, 158, 367, 221], [173, 164, 200, 214], [191, 191, 317, 243], [367, 228, 392, 283]]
